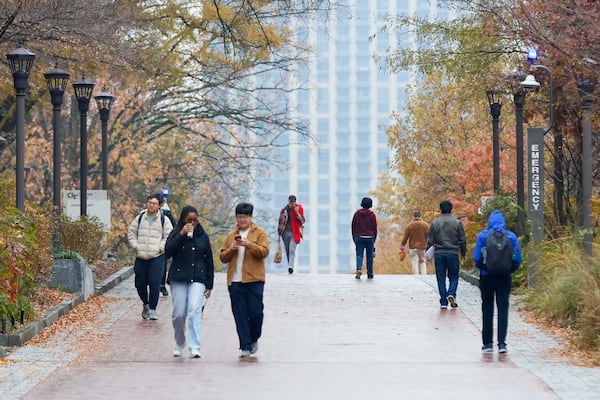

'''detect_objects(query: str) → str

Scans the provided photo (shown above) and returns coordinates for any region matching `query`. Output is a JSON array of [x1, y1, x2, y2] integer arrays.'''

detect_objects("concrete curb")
[[459, 269, 480, 287], [0, 265, 133, 353], [95, 266, 134, 295]]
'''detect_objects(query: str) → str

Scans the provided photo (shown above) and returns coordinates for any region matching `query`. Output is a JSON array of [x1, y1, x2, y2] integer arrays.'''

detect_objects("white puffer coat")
[[127, 211, 173, 260]]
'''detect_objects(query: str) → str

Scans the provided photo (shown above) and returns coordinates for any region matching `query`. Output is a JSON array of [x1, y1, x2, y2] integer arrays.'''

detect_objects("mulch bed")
[[2, 259, 126, 335]]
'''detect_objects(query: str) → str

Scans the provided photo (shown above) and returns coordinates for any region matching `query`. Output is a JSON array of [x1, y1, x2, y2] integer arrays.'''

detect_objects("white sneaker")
[[190, 348, 201, 358], [250, 341, 259, 354], [239, 350, 251, 358], [173, 346, 183, 357], [149, 309, 158, 320]]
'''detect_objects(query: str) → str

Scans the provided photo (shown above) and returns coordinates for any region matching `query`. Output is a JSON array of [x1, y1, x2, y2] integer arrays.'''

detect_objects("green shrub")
[[0, 173, 53, 323], [60, 215, 105, 263]]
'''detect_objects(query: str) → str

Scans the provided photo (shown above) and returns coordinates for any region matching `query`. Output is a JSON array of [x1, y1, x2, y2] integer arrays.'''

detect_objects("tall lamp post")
[[6, 43, 35, 212], [486, 89, 502, 193], [72, 75, 95, 216], [44, 64, 70, 250], [577, 76, 595, 256], [513, 88, 526, 237], [94, 88, 115, 190]]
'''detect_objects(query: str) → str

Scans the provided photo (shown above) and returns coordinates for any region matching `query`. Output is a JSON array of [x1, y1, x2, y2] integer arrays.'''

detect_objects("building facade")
[[256, 0, 449, 273]]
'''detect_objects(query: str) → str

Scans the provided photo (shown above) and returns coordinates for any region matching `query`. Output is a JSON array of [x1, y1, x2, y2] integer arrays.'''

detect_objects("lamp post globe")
[[72, 75, 95, 216], [44, 64, 70, 251], [6, 43, 35, 212], [94, 88, 115, 191]]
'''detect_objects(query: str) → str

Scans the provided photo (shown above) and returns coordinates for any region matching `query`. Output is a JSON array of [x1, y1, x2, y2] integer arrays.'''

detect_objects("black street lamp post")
[[486, 89, 502, 193], [94, 88, 115, 190], [72, 75, 95, 216], [577, 76, 595, 256], [44, 64, 70, 250], [513, 89, 526, 237], [6, 43, 35, 212]]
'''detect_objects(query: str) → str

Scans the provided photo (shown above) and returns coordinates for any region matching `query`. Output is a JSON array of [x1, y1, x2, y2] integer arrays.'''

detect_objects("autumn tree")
[[376, 0, 600, 237], [0, 0, 336, 253]]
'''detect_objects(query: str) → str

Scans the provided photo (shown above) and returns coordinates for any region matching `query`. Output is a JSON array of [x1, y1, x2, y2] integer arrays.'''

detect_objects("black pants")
[[134, 255, 165, 310], [228, 281, 264, 351], [480, 273, 512, 346]]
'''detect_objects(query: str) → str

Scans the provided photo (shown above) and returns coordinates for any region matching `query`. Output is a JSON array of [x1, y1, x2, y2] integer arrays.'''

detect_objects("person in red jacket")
[[351, 197, 377, 279], [277, 195, 305, 274]]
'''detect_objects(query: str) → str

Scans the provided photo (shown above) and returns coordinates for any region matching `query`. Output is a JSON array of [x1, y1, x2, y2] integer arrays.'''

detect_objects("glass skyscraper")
[[256, 1, 449, 273]]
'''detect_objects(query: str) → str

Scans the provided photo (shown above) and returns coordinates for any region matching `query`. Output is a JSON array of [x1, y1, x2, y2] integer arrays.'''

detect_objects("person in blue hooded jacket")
[[472, 210, 522, 354]]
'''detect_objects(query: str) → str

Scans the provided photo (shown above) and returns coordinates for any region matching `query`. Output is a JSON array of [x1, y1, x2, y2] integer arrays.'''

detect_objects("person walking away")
[[277, 195, 305, 274], [472, 210, 522, 353], [401, 211, 429, 275], [158, 194, 177, 297], [165, 205, 214, 358], [220, 203, 269, 358], [127, 194, 173, 320], [351, 197, 378, 279], [427, 200, 466, 309]]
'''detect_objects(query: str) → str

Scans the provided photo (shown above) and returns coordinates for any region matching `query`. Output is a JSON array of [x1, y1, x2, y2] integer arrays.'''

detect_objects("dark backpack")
[[483, 230, 513, 275], [161, 209, 177, 227]]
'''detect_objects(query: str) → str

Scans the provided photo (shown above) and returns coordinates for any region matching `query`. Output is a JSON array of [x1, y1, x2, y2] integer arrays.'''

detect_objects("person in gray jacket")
[[127, 194, 173, 320], [427, 200, 466, 309]]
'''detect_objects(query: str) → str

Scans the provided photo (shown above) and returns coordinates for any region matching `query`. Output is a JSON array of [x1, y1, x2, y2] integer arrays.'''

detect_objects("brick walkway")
[[1, 272, 599, 399]]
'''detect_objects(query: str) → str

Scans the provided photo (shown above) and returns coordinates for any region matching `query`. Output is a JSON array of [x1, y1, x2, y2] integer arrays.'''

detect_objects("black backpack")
[[483, 230, 513, 275]]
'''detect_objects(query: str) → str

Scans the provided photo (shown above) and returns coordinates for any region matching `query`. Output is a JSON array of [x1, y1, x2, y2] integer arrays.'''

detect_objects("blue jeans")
[[170, 281, 206, 351], [281, 230, 298, 268], [354, 236, 375, 277], [228, 281, 264, 351], [434, 252, 459, 306], [480, 273, 512, 346]]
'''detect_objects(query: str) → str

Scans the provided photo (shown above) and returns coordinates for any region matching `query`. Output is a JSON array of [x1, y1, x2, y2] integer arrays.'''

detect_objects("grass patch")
[[525, 238, 600, 363]]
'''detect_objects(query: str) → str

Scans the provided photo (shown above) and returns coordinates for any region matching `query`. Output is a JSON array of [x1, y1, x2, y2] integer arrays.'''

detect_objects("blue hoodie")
[[472, 210, 522, 276]]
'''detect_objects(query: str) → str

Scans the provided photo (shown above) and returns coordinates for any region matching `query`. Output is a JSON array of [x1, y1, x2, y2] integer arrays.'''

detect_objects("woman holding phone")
[[165, 205, 214, 358]]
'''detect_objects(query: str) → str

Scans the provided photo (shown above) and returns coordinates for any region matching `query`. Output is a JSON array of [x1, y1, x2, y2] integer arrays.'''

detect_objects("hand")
[[204, 289, 212, 298], [181, 223, 194, 236]]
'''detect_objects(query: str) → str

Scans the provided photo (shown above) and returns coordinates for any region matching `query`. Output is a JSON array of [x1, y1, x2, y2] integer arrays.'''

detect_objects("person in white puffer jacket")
[[127, 194, 173, 320]]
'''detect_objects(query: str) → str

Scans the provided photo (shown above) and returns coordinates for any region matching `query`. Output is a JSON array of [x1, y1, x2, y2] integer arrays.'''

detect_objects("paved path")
[[1, 273, 599, 399]]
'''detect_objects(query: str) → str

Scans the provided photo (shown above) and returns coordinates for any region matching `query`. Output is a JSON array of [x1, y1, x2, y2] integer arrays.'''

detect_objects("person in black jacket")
[[165, 205, 214, 358]]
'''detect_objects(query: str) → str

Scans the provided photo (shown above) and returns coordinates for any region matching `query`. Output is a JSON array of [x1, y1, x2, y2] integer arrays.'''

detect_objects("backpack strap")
[[137, 210, 164, 228], [137, 210, 146, 228]]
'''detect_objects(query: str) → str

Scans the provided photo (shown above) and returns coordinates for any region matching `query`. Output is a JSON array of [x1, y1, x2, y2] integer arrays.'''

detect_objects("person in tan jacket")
[[220, 202, 269, 358], [401, 211, 429, 275]]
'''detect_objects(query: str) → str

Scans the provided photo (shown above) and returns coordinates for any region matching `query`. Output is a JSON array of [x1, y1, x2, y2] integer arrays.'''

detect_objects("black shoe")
[[447, 295, 458, 308], [288, 267, 294, 274], [160, 286, 169, 296]]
